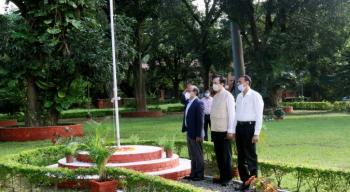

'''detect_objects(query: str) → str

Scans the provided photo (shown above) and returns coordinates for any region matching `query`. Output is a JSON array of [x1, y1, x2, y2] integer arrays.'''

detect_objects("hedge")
[[283, 102, 333, 110], [284, 101, 350, 112], [0, 144, 202, 192], [333, 101, 350, 112], [0, 103, 185, 121], [1, 140, 350, 192]]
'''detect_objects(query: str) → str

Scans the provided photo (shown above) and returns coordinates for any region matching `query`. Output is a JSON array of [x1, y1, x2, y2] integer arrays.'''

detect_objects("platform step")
[[48, 158, 191, 181], [76, 145, 163, 163], [58, 154, 180, 172]]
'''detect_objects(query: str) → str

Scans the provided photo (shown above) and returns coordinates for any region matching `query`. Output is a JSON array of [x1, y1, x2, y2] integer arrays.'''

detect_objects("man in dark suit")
[[182, 85, 205, 181]]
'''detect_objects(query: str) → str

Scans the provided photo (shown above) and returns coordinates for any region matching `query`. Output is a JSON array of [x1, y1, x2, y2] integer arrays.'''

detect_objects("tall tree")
[[168, 0, 224, 89], [116, 0, 161, 111], [221, 0, 350, 105], [0, 1, 134, 125]]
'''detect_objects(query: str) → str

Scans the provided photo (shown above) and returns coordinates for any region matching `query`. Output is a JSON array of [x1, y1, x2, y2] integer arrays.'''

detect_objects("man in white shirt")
[[200, 90, 213, 141], [210, 75, 235, 186], [233, 75, 264, 191]]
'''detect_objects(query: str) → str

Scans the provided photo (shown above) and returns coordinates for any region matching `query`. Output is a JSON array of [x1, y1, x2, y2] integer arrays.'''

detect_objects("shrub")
[[166, 106, 184, 113], [1, 141, 350, 192], [283, 102, 333, 110], [333, 101, 350, 112]]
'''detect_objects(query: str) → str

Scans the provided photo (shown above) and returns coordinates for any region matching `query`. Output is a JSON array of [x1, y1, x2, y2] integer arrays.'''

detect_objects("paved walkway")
[[181, 177, 243, 192]]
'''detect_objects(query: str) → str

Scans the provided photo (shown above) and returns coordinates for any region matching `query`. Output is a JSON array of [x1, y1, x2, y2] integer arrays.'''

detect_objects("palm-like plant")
[[82, 122, 115, 181]]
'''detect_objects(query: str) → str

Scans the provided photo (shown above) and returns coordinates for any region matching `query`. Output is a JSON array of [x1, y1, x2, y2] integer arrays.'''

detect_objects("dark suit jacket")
[[182, 98, 205, 139]]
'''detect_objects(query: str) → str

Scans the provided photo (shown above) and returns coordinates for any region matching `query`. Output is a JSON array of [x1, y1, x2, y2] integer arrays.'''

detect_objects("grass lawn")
[[1, 112, 350, 171]]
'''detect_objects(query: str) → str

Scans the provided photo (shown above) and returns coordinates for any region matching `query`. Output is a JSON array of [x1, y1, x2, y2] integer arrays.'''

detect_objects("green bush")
[[273, 108, 285, 118], [0, 145, 202, 192], [333, 101, 350, 112], [1, 141, 350, 192], [283, 102, 333, 110], [166, 106, 184, 113]]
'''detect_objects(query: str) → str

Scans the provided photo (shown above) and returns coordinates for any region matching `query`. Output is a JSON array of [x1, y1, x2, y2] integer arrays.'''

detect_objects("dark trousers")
[[204, 114, 211, 141], [187, 136, 204, 178], [235, 122, 258, 183], [211, 131, 232, 183]]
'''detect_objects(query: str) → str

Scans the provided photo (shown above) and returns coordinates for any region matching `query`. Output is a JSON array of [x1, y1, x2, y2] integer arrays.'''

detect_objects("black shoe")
[[235, 184, 249, 191], [221, 181, 230, 186], [191, 177, 204, 181], [183, 176, 193, 180], [212, 177, 221, 184]]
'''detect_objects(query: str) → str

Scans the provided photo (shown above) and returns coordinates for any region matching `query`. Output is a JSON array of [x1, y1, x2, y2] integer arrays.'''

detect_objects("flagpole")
[[109, 0, 120, 148]]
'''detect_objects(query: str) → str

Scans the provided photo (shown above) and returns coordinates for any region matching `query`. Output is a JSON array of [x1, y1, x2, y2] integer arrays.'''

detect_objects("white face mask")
[[184, 92, 191, 99], [204, 92, 210, 97], [238, 84, 245, 92], [212, 84, 220, 92]]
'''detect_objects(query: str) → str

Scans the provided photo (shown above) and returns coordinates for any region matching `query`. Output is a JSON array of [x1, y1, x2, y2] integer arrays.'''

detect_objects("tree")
[[0, 1, 134, 125], [167, 0, 224, 89], [116, 0, 161, 111], [221, 0, 350, 105]]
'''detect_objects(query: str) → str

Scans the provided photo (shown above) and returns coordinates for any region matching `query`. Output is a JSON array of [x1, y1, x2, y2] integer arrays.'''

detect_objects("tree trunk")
[[133, 21, 147, 112], [271, 88, 283, 107], [202, 65, 210, 90], [133, 54, 147, 112], [25, 76, 40, 126], [49, 106, 59, 125], [172, 79, 180, 98], [201, 52, 211, 90]]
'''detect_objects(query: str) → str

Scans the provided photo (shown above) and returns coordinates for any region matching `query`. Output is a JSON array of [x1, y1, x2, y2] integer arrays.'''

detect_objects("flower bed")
[[0, 124, 83, 141], [0, 120, 17, 127]]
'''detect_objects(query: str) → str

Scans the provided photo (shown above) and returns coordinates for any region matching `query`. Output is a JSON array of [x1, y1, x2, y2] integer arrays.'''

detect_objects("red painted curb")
[[59, 156, 180, 172], [121, 111, 163, 118], [0, 124, 83, 141], [76, 149, 163, 163], [0, 120, 17, 127]]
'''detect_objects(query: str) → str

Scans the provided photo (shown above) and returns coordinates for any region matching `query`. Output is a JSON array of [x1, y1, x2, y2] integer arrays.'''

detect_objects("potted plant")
[[63, 142, 79, 163], [273, 108, 285, 120], [157, 136, 166, 150], [163, 139, 174, 158], [82, 123, 117, 192], [128, 134, 140, 145], [88, 142, 116, 192], [283, 106, 293, 113]]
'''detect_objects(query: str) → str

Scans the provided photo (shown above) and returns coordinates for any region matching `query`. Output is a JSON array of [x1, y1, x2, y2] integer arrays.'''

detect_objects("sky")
[[0, 0, 17, 14]]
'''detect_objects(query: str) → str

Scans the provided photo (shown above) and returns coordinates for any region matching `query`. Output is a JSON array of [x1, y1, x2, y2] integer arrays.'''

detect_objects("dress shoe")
[[191, 177, 204, 181], [183, 176, 193, 180], [234, 184, 249, 191], [212, 176, 221, 184], [221, 181, 230, 186]]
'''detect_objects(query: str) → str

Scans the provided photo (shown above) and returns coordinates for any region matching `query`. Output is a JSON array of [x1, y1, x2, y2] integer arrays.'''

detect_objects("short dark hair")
[[241, 75, 252, 85], [191, 85, 200, 96], [212, 74, 226, 85]]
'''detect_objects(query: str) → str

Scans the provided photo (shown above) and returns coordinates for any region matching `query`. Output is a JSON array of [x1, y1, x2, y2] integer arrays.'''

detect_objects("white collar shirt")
[[200, 96, 213, 115], [233, 89, 264, 135]]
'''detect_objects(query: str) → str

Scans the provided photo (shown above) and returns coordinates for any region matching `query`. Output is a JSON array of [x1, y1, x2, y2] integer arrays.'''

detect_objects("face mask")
[[204, 92, 210, 97], [213, 84, 220, 92], [238, 84, 245, 92], [184, 92, 191, 99]]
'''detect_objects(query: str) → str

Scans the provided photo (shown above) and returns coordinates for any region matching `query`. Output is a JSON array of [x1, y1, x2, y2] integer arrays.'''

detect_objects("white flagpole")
[[109, 0, 121, 148]]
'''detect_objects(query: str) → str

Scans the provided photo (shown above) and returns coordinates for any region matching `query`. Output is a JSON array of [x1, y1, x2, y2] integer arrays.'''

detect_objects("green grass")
[[1, 112, 350, 171]]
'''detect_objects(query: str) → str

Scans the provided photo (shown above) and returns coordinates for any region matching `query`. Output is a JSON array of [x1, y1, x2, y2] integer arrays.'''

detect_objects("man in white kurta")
[[210, 75, 235, 186]]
